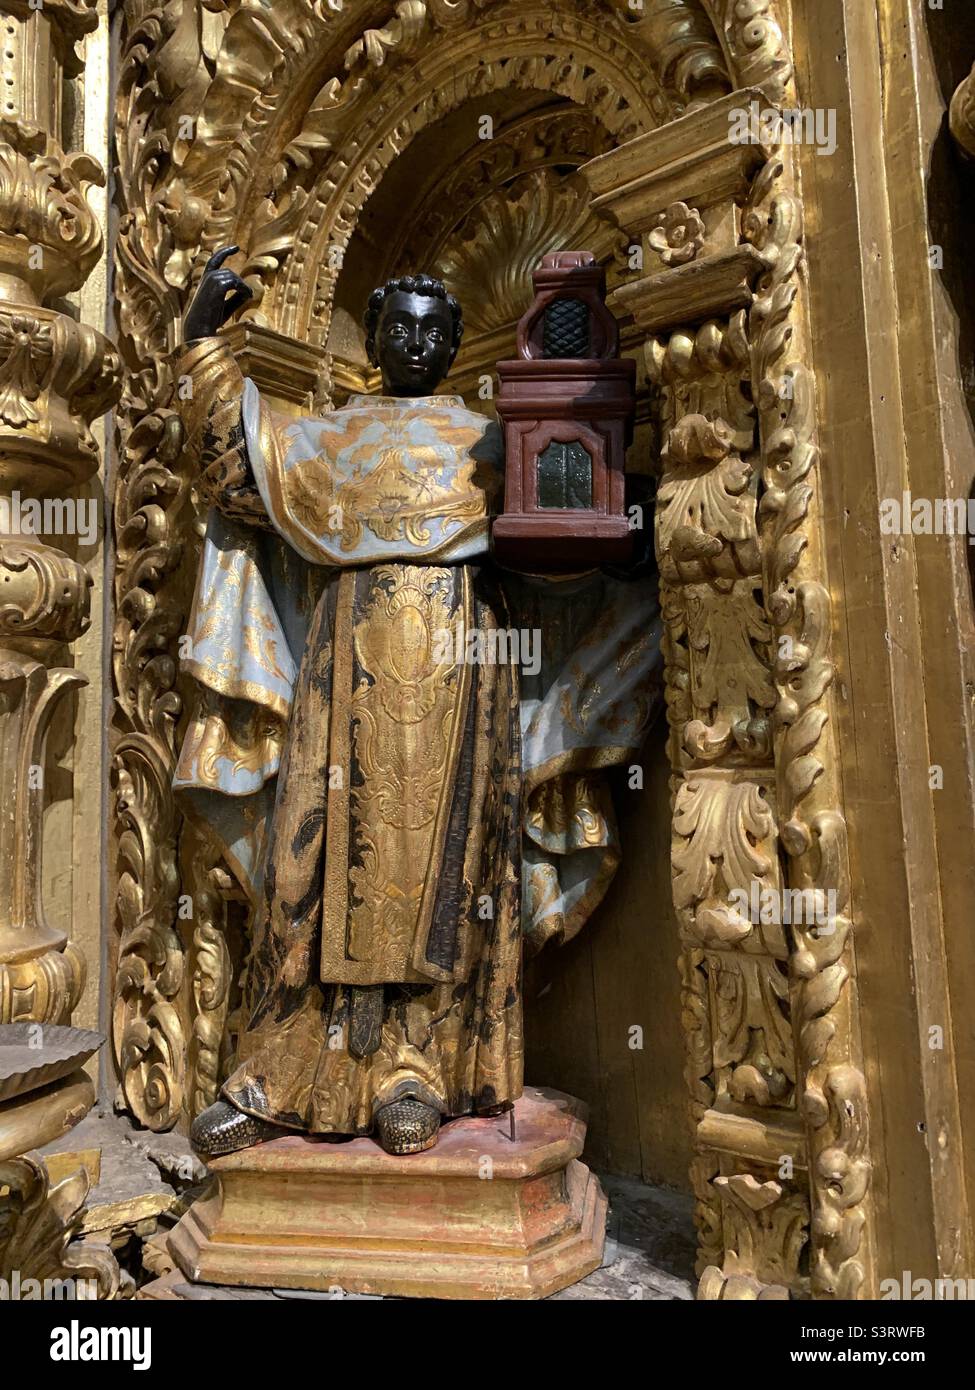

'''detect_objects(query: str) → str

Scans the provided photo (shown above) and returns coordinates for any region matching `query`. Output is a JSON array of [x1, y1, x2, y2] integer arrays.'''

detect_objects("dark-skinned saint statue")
[[176, 247, 661, 1158]]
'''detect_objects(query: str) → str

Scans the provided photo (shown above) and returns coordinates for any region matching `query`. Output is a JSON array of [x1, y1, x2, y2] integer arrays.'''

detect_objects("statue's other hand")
[[183, 245, 253, 341]]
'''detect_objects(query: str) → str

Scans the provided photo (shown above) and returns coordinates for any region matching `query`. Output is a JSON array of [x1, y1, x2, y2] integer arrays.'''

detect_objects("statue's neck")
[[348, 391, 463, 408], [381, 385, 446, 398]]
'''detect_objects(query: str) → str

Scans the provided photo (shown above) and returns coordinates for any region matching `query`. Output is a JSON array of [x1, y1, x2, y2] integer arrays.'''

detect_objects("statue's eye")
[[427, 328, 444, 343], [388, 324, 407, 338]]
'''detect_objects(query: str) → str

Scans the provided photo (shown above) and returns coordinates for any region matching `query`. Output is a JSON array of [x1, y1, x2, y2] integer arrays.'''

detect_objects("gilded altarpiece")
[[109, 0, 876, 1299], [0, 0, 127, 1296]]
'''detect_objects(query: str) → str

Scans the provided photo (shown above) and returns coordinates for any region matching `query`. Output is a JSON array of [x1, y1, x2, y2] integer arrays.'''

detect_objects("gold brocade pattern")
[[523, 774, 621, 952], [285, 414, 497, 552], [320, 564, 476, 983], [321, 565, 472, 982], [190, 546, 291, 695], [221, 564, 524, 1133], [179, 689, 285, 788], [525, 774, 610, 852]]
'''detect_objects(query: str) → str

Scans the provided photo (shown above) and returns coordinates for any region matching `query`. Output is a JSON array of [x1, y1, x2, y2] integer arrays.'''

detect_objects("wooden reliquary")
[[492, 250, 636, 569]]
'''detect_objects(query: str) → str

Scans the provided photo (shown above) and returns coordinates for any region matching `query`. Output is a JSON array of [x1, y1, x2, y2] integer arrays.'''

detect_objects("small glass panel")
[[536, 440, 594, 509]]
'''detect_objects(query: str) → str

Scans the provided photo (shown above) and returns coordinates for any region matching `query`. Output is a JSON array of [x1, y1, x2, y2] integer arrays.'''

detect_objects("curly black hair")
[[363, 273, 463, 367]]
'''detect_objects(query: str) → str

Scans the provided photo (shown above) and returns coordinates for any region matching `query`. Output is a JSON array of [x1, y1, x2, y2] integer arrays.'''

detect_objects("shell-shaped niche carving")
[[430, 169, 618, 338]]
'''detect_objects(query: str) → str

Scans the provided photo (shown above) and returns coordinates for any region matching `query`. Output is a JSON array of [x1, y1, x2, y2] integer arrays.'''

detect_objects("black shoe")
[[374, 1097, 441, 1155], [190, 1100, 282, 1157]]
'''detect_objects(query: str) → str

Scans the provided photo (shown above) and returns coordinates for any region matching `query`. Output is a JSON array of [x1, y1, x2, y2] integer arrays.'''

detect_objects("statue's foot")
[[374, 1097, 440, 1155], [190, 1100, 282, 1158]]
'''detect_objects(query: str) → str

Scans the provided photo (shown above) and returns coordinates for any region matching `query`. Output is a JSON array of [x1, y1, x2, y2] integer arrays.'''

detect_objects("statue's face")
[[374, 291, 455, 396]]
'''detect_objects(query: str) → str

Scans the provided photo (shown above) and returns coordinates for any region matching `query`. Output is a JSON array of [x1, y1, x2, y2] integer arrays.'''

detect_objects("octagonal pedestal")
[[167, 1086, 606, 1300]]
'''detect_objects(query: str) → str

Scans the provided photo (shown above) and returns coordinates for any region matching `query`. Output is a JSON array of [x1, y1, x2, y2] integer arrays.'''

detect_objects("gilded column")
[[0, 0, 119, 1024], [582, 73, 875, 1298]]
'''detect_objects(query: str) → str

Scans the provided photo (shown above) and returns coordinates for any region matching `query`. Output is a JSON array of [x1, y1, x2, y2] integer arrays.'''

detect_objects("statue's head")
[[364, 273, 463, 397]]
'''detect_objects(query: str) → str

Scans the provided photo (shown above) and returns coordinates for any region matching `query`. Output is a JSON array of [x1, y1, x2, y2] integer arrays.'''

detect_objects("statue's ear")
[[447, 323, 463, 371]]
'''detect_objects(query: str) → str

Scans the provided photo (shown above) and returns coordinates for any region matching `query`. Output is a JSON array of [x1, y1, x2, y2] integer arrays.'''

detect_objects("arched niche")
[[325, 95, 622, 402], [113, 3, 832, 1296]]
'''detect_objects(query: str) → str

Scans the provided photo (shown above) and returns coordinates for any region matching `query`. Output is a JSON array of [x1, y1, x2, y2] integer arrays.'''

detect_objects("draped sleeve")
[[177, 335, 273, 530], [172, 337, 322, 897]]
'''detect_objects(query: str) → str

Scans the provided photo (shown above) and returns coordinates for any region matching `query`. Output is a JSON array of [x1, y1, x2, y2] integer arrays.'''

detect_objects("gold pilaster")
[[0, 0, 118, 1027], [580, 62, 876, 1299]]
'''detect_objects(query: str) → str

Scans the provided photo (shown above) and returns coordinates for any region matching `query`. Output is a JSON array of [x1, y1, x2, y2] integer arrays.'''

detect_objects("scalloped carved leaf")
[[431, 168, 616, 336]]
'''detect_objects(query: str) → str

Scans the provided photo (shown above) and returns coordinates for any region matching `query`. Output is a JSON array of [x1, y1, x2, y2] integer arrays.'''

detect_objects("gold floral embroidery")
[[320, 565, 470, 983], [191, 547, 290, 689], [348, 567, 463, 971], [284, 410, 496, 551]]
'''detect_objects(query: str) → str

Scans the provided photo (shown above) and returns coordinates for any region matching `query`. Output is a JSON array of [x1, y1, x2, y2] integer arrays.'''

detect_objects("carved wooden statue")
[[176, 248, 660, 1158]]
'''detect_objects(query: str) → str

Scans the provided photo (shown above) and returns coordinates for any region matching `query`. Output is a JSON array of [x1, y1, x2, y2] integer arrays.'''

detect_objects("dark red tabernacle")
[[492, 250, 636, 570]]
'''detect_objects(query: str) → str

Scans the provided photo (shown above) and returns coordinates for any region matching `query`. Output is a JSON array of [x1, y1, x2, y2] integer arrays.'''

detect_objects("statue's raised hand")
[[183, 245, 253, 341]]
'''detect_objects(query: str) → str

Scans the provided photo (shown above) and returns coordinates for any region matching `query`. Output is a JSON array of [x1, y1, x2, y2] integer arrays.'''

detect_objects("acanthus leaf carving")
[[744, 151, 871, 1299], [701, 0, 794, 106], [699, 1172, 808, 1298], [0, 541, 91, 643], [672, 774, 782, 952], [0, 1155, 133, 1300], [0, 119, 104, 302]]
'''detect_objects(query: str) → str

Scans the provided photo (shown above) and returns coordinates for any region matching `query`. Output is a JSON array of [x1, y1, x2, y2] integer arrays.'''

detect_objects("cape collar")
[[345, 392, 465, 409]]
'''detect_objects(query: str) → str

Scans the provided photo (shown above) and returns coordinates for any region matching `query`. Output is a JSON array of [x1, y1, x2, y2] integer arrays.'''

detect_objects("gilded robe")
[[174, 335, 661, 1135]]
